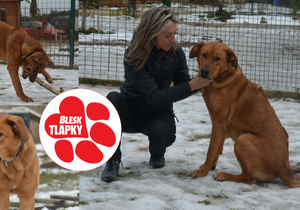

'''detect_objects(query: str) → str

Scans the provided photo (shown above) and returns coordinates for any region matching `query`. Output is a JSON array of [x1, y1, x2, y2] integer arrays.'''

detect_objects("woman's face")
[[154, 21, 177, 52]]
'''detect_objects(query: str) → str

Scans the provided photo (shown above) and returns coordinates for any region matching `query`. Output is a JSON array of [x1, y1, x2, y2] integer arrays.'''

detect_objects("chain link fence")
[[79, 0, 300, 93], [0, 0, 78, 69]]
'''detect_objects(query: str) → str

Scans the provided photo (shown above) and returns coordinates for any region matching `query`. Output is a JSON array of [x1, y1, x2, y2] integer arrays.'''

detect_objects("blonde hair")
[[125, 6, 178, 72]]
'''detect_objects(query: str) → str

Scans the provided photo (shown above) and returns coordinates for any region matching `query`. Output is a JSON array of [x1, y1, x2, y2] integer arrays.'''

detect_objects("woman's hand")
[[189, 76, 211, 91]]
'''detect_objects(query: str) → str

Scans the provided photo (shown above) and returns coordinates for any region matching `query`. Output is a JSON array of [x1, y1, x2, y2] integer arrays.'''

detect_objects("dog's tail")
[[280, 166, 300, 188]]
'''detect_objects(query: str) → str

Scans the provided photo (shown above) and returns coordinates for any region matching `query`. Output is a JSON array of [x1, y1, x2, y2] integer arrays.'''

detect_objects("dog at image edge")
[[0, 114, 40, 209], [189, 41, 300, 188], [0, 20, 54, 102]]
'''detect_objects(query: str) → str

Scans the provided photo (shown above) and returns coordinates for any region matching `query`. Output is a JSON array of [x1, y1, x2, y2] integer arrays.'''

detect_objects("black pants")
[[107, 92, 176, 161]]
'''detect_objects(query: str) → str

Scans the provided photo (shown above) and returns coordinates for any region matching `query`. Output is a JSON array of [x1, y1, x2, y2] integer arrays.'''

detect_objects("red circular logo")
[[39, 89, 121, 171]]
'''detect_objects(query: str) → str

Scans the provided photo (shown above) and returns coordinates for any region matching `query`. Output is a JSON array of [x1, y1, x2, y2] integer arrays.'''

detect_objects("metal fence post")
[[69, 0, 75, 69]]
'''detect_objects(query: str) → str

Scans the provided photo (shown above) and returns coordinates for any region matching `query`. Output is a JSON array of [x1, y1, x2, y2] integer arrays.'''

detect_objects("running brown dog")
[[0, 114, 40, 209], [0, 20, 54, 102], [189, 41, 300, 188]]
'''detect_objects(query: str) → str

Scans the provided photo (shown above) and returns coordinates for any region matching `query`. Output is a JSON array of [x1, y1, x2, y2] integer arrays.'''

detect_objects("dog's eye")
[[0, 133, 3, 137], [202, 54, 207, 58], [215, 57, 221, 62]]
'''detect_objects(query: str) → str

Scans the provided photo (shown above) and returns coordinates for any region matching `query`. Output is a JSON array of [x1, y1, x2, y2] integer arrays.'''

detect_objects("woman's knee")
[[163, 133, 176, 147], [107, 91, 122, 105], [106, 91, 127, 121], [150, 121, 176, 147]]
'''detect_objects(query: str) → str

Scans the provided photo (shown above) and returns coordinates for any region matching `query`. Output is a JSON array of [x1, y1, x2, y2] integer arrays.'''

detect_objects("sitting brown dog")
[[0, 114, 40, 209], [0, 20, 54, 102], [189, 41, 300, 188]]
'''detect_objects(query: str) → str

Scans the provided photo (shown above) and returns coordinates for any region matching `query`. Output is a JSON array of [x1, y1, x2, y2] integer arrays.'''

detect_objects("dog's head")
[[22, 51, 55, 83], [0, 114, 29, 161], [189, 42, 238, 82]]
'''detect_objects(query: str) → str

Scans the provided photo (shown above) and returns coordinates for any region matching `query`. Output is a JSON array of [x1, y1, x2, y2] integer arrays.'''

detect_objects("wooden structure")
[[0, 0, 23, 26]]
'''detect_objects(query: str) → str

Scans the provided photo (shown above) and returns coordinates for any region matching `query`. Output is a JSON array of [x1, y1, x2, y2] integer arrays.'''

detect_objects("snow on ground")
[[79, 84, 300, 210], [0, 64, 78, 105]]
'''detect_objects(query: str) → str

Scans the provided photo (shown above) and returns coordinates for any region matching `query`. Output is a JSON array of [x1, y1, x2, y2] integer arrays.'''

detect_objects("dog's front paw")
[[191, 168, 209, 178], [46, 76, 53, 84], [20, 95, 34, 102], [42, 71, 53, 83]]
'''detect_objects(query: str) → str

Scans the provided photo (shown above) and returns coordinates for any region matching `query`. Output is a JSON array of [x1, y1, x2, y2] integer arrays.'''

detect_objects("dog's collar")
[[0, 139, 25, 168], [22, 51, 42, 63]]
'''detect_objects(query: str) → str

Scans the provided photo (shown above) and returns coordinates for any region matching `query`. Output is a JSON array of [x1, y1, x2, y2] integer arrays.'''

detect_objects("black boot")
[[149, 156, 165, 168], [101, 159, 120, 182], [149, 143, 165, 168]]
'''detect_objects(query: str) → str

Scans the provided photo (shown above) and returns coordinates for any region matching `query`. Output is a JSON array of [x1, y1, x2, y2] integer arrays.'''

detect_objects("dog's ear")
[[22, 56, 26, 63], [189, 42, 204, 58], [5, 116, 29, 142], [34, 56, 46, 64], [226, 48, 238, 70]]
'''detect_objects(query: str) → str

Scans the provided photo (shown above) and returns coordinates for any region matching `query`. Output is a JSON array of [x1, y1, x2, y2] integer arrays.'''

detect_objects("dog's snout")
[[200, 68, 210, 79], [29, 76, 35, 83]]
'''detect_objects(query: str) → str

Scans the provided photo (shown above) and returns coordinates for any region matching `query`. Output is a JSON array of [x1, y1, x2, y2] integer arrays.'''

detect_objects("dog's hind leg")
[[213, 171, 257, 184], [279, 166, 300, 188], [213, 134, 276, 184]]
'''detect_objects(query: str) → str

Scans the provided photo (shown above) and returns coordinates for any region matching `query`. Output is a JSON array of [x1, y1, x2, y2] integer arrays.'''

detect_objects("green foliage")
[[79, 0, 102, 9], [189, 0, 219, 5], [290, 0, 300, 16], [30, 0, 40, 19], [79, 77, 124, 87], [78, 27, 115, 35]]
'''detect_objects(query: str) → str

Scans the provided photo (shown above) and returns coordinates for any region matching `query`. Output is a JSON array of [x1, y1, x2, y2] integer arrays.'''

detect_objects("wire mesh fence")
[[79, 0, 300, 93], [0, 0, 79, 68]]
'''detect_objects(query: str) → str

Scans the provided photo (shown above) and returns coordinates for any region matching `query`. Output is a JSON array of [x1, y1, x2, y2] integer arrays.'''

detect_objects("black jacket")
[[120, 44, 196, 114]]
